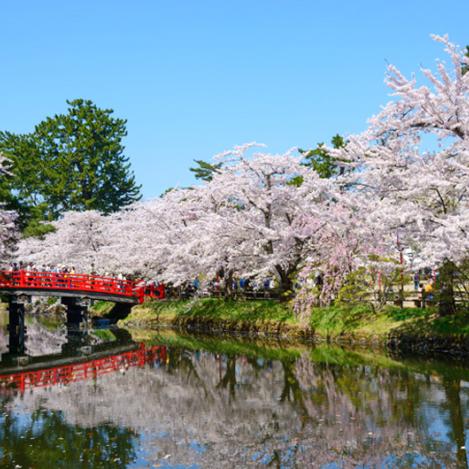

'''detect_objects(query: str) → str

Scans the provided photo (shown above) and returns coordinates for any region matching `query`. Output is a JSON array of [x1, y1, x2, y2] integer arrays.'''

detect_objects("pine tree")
[[0, 99, 141, 235]]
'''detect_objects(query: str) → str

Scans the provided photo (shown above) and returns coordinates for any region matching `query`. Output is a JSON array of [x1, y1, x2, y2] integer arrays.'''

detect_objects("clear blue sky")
[[1, 1, 468, 198]]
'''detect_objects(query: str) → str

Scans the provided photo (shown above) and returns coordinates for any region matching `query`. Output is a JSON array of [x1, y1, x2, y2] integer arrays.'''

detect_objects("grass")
[[90, 300, 115, 317], [310, 304, 469, 339], [120, 298, 469, 342], [122, 298, 295, 325]]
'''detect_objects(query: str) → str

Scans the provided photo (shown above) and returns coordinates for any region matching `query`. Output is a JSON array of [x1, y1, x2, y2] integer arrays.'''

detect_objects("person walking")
[[424, 281, 434, 303]]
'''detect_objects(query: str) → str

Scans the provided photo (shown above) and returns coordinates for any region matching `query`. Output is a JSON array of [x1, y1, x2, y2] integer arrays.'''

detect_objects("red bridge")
[[0, 270, 165, 305]]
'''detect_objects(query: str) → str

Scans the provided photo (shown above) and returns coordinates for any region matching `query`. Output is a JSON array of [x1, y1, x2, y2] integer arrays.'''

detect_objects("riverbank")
[[121, 298, 311, 339], [118, 298, 469, 357]]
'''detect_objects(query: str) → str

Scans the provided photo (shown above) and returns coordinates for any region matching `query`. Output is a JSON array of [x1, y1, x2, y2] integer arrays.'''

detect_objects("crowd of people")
[[5, 262, 140, 282], [2, 262, 137, 293], [1, 262, 167, 300], [2, 262, 447, 308], [8, 262, 78, 275], [164, 276, 279, 300]]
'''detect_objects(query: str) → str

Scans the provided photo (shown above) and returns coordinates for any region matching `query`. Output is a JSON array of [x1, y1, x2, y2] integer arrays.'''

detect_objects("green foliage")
[[189, 159, 222, 181], [159, 187, 175, 197], [0, 131, 49, 231], [434, 259, 458, 316], [22, 219, 55, 238], [0, 99, 141, 232], [287, 175, 304, 187], [462, 45, 469, 75], [310, 304, 374, 335], [383, 305, 429, 321], [299, 133, 345, 178], [336, 267, 372, 307]]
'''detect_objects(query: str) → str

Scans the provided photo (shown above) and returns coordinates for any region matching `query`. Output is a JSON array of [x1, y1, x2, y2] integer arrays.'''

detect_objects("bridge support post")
[[8, 296, 28, 355], [62, 297, 90, 326]]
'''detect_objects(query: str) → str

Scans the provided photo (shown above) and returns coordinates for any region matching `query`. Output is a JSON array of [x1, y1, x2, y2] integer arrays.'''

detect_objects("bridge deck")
[[0, 287, 139, 304]]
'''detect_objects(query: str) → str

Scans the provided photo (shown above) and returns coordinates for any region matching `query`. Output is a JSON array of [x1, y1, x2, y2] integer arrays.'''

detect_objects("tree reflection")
[[0, 405, 137, 468], [1, 330, 467, 468], [442, 377, 468, 468], [279, 357, 309, 426], [216, 355, 237, 401]]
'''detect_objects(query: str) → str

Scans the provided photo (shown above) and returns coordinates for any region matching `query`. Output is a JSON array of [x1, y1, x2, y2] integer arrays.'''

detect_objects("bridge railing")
[[0, 270, 166, 303], [0, 270, 136, 299]]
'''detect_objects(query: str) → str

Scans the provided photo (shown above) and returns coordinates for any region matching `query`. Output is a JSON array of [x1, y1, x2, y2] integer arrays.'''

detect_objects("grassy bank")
[[309, 304, 469, 338], [90, 300, 115, 317], [119, 298, 308, 338], [121, 298, 294, 325], [119, 298, 469, 356]]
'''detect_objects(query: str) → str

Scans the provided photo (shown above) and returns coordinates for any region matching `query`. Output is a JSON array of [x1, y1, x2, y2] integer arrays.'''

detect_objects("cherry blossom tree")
[[17, 210, 108, 272], [95, 144, 342, 296], [334, 35, 469, 315], [185, 143, 341, 295], [14, 143, 386, 307], [100, 188, 208, 280]]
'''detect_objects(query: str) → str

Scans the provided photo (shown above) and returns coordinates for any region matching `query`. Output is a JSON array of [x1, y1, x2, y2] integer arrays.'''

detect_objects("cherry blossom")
[[335, 35, 469, 269], [18, 210, 108, 272]]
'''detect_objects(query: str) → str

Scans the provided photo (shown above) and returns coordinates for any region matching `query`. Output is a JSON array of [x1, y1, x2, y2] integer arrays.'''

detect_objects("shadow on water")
[[0, 309, 467, 468]]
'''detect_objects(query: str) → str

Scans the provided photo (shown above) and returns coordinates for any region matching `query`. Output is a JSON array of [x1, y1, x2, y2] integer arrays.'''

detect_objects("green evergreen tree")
[[463, 45, 469, 75], [0, 99, 141, 235], [189, 159, 222, 181], [299, 134, 345, 178], [0, 132, 53, 236]]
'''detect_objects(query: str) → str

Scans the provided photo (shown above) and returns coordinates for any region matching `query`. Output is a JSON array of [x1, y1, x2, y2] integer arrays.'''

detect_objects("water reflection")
[[0, 321, 467, 468]]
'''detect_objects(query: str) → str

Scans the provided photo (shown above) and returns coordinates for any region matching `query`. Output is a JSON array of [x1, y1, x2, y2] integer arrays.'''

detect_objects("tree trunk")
[[223, 270, 235, 299], [438, 260, 456, 316], [275, 266, 293, 299]]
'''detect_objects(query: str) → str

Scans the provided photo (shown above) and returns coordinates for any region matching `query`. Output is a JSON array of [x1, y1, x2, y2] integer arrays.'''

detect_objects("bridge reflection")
[[0, 326, 166, 394]]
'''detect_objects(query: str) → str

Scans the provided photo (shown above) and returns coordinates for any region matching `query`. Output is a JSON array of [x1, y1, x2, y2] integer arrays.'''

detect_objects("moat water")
[[0, 316, 467, 468]]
